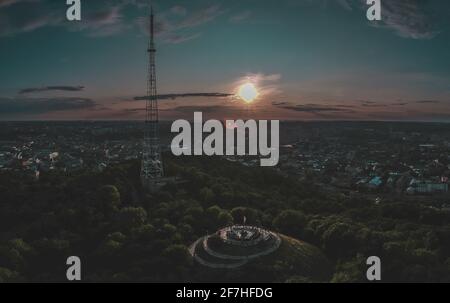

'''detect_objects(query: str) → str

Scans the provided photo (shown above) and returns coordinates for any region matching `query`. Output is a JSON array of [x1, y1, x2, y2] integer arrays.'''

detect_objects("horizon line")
[[1, 119, 450, 124]]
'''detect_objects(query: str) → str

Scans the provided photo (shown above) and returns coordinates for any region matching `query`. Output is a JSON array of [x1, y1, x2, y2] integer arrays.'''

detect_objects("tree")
[[159, 224, 177, 240], [163, 245, 192, 267], [217, 211, 233, 227], [231, 207, 260, 225], [162, 244, 193, 281], [273, 210, 306, 238], [0, 267, 21, 282], [116, 207, 147, 232], [184, 206, 205, 233], [331, 255, 366, 283], [199, 187, 215, 205], [97, 185, 121, 215], [322, 222, 359, 258], [206, 205, 222, 219]]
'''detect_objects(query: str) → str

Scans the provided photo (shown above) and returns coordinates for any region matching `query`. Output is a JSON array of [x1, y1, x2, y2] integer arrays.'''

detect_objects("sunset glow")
[[238, 83, 259, 103]]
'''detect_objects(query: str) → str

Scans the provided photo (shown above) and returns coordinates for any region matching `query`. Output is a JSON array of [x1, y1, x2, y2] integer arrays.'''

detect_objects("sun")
[[238, 83, 259, 103]]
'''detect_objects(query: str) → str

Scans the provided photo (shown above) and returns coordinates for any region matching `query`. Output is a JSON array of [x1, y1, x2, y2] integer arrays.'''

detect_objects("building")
[[407, 179, 448, 194]]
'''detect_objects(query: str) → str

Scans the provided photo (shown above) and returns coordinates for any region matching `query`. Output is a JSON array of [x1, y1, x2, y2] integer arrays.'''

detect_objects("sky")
[[0, 0, 449, 121]]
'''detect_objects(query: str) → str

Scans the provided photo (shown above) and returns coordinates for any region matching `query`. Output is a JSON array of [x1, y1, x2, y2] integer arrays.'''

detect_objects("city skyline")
[[1, 0, 450, 121]]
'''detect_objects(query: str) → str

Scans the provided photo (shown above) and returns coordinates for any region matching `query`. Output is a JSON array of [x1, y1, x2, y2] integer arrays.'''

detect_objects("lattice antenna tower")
[[141, 5, 164, 191]]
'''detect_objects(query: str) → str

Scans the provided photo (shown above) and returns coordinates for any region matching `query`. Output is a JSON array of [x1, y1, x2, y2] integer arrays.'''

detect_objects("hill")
[[191, 231, 331, 282]]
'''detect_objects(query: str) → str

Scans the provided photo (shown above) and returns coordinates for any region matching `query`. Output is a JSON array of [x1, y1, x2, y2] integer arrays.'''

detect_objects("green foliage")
[[217, 211, 234, 227], [273, 210, 306, 238], [231, 207, 261, 225], [0, 267, 21, 282], [0, 156, 448, 282], [115, 207, 147, 232], [331, 255, 366, 283], [97, 185, 121, 214]]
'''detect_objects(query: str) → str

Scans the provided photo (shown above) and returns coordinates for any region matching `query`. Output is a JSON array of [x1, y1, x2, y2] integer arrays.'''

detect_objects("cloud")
[[368, 0, 439, 39], [167, 105, 228, 114], [391, 102, 408, 106], [0, 0, 22, 8], [0, 1, 129, 37], [282, 105, 351, 112], [416, 100, 441, 104], [236, 73, 282, 87], [248, 73, 282, 82], [177, 5, 225, 29], [19, 86, 85, 94], [357, 99, 445, 108], [0, 1, 63, 37], [137, 4, 226, 44], [170, 5, 187, 16], [120, 104, 247, 117], [0, 1, 154, 38], [359, 100, 386, 108], [371, 100, 443, 106], [359, 100, 376, 104], [229, 11, 252, 23], [0, 0, 39, 9], [163, 105, 248, 115], [274, 102, 354, 114], [302, 0, 440, 40], [336, 0, 352, 11], [0, 97, 95, 115], [134, 93, 233, 101], [163, 32, 201, 44], [0, 0, 442, 41], [235, 73, 282, 98], [69, 4, 129, 37], [272, 101, 289, 106], [135, 14, 171, 37], [1, 1, 227, 42], [123, 108, 145, 112]]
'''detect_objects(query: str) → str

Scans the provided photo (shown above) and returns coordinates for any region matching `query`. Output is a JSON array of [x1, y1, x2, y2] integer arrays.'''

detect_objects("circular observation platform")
[[189, 225, 281, 269]]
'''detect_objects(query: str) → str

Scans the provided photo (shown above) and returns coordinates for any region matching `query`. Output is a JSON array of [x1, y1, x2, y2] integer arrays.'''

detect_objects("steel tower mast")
[[141, 6, 164, 191]]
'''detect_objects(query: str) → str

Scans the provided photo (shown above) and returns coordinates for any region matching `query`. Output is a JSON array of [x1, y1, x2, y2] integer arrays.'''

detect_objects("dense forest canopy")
[[0, 154, 449, 282]]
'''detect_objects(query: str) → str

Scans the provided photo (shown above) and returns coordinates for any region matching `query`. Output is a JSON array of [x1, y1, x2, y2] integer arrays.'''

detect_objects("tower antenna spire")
[[141, 5, 164, 192], [150, 4, 154, 50]]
